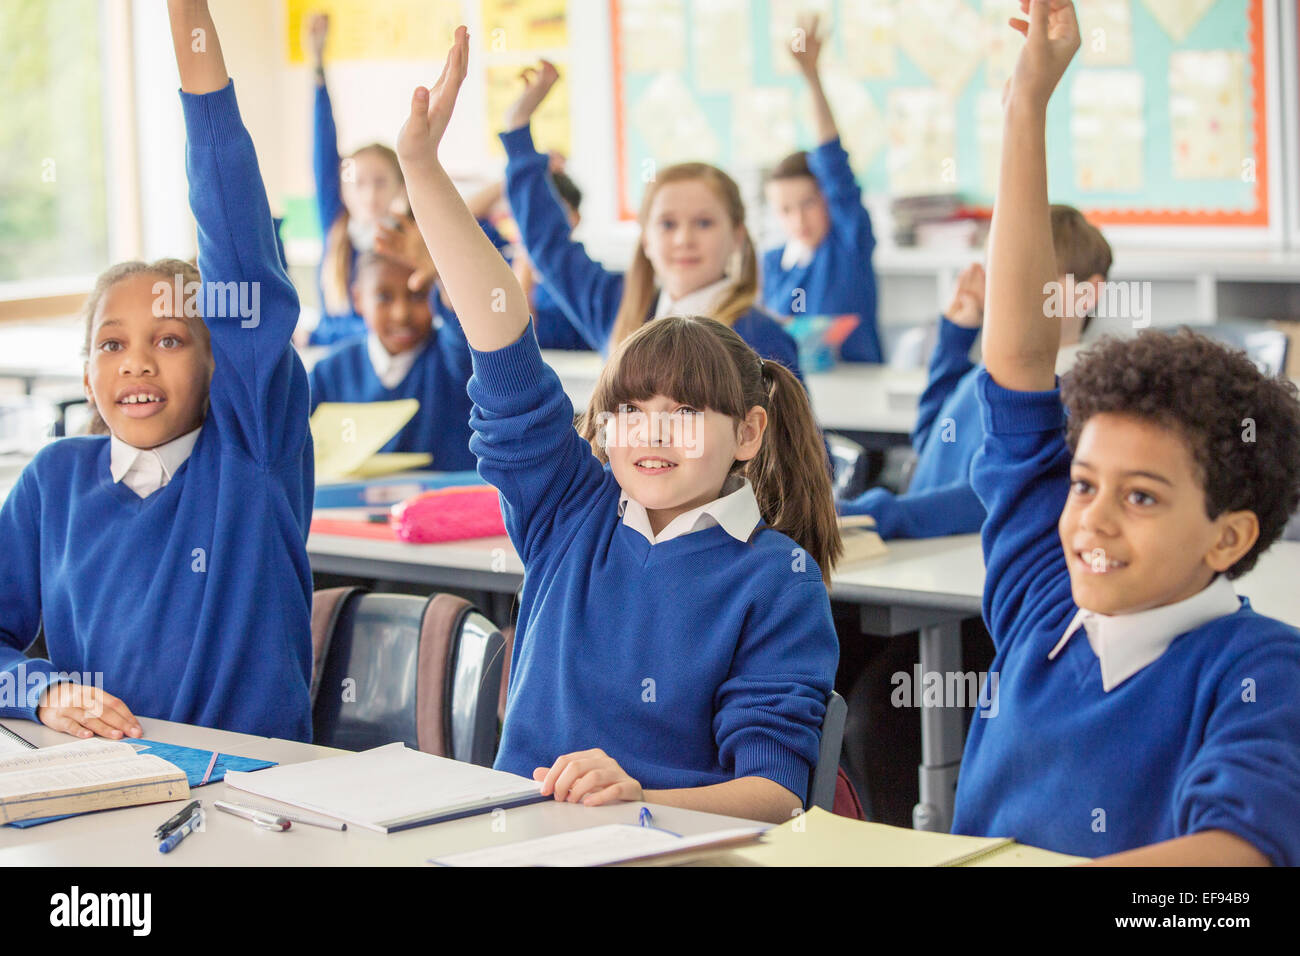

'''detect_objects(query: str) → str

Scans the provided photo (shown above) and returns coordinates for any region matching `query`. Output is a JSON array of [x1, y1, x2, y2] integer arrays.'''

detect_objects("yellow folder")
[[310, 400, 433, 481]]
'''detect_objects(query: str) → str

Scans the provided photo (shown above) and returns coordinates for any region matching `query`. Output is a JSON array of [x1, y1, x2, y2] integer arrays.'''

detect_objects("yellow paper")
[[285, 0, 460, 64], [841, 0, 897, 79], [897, 0, 983, 95], [479, 0, 567, 52], [693, 0, 752, 93], [311, 399, 420, 480], [486, 61, 571, 157], [346, 453, 434, 479]]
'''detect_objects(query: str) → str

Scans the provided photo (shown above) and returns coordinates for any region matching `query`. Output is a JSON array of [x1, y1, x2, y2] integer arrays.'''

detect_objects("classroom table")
[[0, 717, 767, 866]]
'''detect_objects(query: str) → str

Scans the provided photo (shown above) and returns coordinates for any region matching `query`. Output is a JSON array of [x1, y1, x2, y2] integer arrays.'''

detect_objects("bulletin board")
[[611, 0, 1276, 233]]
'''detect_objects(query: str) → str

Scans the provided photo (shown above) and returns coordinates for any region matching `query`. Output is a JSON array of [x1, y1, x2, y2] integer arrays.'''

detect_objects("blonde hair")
[[577, 315, 842, 586], [80, 258, 207, 435], [322, 143, 404, 315], [609, 164, 759, 350]]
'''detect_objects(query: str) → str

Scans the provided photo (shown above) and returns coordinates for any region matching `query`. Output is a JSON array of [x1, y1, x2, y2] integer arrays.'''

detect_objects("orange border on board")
[[609, 0, 1270, 229]]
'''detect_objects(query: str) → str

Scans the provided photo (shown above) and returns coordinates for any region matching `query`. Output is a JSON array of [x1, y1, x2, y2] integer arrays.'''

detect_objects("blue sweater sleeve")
[[1175, 634, 1300, 865], [182, 81, 312, 475], [913, 316, 979, 451], [501, 125, 625, 353], [0, 464, 59, 720], [313, 82, 343, 239], [807, 137, 874, 257], [714, 577, 838, 803], [466, 323, 609, 565], [838, 481, 986, 540], [970, 370, 1075, 652]]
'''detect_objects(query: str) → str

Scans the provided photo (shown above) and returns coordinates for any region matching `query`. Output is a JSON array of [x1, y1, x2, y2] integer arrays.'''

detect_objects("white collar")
[[1048, 576, 1241, 691], [366, 333, 423, 389], [653, 276, 734, 321], [780, 239, 816, 272], [109, 426, 203, 498], [617, 473, 762, 546]]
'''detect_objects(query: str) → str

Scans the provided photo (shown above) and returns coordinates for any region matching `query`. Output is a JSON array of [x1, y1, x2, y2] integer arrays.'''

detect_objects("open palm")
[[1008, 0, 1079, 107], [396, 25, 470, 165]]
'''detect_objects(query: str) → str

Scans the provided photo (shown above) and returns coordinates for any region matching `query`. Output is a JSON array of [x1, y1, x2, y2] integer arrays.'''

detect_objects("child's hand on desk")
[[946, 263, 986, 329], [37, 683, 143, 740], [504, 60, 559, 131], [534, 748, 644, 806], [396, 26, 469, 168]]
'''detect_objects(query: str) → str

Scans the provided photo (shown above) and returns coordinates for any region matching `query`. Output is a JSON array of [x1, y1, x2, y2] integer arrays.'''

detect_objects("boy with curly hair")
[[952, 0, 1300, 864]]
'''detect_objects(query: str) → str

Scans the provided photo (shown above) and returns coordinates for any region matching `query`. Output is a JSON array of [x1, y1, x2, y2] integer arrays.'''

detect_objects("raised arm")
[[791, 14, 838, 145], [982, 0, 1079, 392], [306, 13, 343, 236], [168, 0, 228, 92]]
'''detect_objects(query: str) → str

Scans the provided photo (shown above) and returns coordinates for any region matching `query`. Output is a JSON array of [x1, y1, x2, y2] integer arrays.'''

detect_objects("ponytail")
[[322, 209, 354, 316]]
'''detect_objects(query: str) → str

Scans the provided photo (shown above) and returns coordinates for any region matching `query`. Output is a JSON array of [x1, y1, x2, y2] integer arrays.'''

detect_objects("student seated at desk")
[[0, 0, 315, 742], [839, 204, 1110, 539], [761, 14, 882, 364], [306, 245, 477, 471], [953, 0, 1300, 865], [395, 30, 840, 824]]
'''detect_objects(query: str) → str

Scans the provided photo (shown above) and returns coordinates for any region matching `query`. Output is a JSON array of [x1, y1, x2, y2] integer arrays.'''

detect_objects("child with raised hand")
[[954, 0, 1300, 864], [499, 61, 804, 379], [763, 13, 881, 364], [398, 29, 840, 823], [841, 205, 1110, 539], [0, 0, 315, 741]]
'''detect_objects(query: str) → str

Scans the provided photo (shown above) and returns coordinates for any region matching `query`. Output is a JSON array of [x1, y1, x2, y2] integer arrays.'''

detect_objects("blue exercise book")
[[6, 739, 276, 829], [314, 470, 484, 509]]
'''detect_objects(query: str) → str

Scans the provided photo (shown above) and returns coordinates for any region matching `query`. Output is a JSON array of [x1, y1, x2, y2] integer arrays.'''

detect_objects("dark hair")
[[768, 150, 816, 184], [577, 316, 842, 585], [81, 258, 209, 436], [1051, 205, 1112, 335], [323, 143, 404, 314], [550, 170, 582, 215], [352, 248, 418, 286], [1062, 329, 1300, 578]]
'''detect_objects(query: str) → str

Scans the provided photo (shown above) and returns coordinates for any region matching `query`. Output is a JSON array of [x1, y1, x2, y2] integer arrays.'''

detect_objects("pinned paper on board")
[[1170, 50, 1247, 181], [732, 88, 798, 170], [1080, 0, 1134, 66], [1140, 0, 1217, 44], [479, 0, 567, 52], [311, 400, 431, 481], [769, 0, 835, 76], [982, 0, 1022, 91], [284, 0, 459, 63], [486, 61, 571, 158], [631, 72, 721, 165], [693, 0, 753, 92], [886, 88, 957, 197], [976, 89, 1004, 197], [1071, 70, 1144, 192], [896, 0, 983, 95], [618, 0, 687, 73], [819, 72, 885, 176], [840, 0, 897, 79]]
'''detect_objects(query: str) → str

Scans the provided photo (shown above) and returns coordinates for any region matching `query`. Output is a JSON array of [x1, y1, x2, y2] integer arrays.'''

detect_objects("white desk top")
[[0, 718, 765, 866]]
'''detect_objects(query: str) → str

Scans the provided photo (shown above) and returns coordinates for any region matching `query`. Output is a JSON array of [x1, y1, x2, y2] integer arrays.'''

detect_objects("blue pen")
[[159, 808, 202, 854], [638, 806, 681, 838]]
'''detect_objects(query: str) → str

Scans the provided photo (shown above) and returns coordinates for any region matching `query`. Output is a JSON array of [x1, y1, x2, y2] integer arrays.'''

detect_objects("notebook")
[[223, 742, 547, 833], [430, 823, 767, 867], [310, 400, 432, 480]]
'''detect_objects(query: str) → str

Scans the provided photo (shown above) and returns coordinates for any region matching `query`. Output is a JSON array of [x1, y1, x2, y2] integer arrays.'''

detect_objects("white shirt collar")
[[109, 426, 203, 499], [653, 277, 734, 321], [617, 474, 762, 546], [1048, 576, 1241, 691], [366, 333, 423, 389], [780, 240, 815, 272]]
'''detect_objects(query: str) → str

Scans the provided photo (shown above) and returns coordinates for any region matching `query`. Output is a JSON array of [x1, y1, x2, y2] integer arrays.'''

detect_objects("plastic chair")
[[827, 433, 871, 500], [310, 589, 505, 767], [807, 690, 848, 812]]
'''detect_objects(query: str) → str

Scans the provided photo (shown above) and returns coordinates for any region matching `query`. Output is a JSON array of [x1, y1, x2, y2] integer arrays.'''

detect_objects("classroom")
[[1, 0, 1298, 884]]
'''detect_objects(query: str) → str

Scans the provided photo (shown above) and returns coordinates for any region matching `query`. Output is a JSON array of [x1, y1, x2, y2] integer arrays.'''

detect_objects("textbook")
[[838, 515, 888, 563], [0, 738, 189, 825], [223, 742, 547, 833], [688, 807, 1086, 867]]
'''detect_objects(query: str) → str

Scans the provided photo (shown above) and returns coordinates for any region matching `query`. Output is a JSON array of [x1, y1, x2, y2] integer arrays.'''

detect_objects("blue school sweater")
[[500, 125, 804, 379], [761, 138, 881, 364], [307, 313, 477, 471], [469, 324, 838, 801], [532, 280, 596, 351], [950, 370, 1300, 864], [0, 82, 314, 740], [838, 316, 985, 538]]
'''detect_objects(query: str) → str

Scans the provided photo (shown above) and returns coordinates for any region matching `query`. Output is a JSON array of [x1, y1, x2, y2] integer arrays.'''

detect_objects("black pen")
[[154, 800, 201, 839]]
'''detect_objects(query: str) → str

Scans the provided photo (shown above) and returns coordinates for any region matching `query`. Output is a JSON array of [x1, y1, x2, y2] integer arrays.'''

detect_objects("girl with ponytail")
[[398, 30, 838, 824]]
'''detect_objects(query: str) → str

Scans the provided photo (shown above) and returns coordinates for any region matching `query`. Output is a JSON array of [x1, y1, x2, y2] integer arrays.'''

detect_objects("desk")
[[0, 717, 765, 866]]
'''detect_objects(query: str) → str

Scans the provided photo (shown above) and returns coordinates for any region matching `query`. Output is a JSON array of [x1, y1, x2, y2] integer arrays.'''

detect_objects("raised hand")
[[946, 263, 987, 329], [790, 12, 826, 77], [374, 217, 439, 290], [396, 26, 470, 168], [504, 60, 560, 131], [1007, 0, 1080, 110], [305, 11, 328, 69]]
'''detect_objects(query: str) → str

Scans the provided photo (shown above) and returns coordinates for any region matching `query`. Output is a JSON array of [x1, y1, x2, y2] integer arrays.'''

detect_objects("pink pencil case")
[[389, 486, 506, 543]]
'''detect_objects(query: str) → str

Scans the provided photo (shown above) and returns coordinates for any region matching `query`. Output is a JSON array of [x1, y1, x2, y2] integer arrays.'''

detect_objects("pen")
[[158, 808, 202, 854], [638, 806, 681, 838], [212, 800, 291, 831], [154, 800, 201, 839]]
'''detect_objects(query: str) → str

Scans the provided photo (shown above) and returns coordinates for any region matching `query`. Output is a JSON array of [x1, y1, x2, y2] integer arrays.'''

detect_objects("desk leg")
[[912, 620, 964, 832]]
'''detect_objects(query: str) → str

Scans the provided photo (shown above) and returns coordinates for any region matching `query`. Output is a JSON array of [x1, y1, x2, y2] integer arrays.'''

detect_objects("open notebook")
[[223, 742, 547, 833]]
